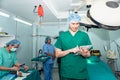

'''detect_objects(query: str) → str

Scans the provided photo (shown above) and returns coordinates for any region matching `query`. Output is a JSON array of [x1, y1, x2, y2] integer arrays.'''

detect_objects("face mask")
[[10, 47, 17, 52]]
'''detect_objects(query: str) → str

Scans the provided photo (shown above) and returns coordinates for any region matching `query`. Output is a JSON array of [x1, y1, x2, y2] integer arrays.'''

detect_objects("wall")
[[108, 30, 120, 71], [16, 22, 33, 68], [0, 16, 33, 68]]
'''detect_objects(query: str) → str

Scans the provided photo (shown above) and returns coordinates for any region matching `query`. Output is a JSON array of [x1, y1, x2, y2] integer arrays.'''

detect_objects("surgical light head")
[[67, 13, 81, 24]]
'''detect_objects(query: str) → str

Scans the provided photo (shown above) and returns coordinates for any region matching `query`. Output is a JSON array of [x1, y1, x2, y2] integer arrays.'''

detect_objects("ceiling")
[[0, 0, 120, 28], [0, 0, 91, 24]]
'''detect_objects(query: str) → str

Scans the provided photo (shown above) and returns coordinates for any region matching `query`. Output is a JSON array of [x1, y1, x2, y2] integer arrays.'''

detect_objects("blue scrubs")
[[42, 44, 55, 80], [0, 47, 18, 77]]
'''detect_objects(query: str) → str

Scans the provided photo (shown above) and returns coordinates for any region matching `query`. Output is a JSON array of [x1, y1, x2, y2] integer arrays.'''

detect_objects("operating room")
[[0, 0, 120, 80]]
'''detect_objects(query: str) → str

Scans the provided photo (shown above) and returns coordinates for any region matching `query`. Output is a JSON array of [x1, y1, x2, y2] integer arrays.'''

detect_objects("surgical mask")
[[10, 47, 17, 52]]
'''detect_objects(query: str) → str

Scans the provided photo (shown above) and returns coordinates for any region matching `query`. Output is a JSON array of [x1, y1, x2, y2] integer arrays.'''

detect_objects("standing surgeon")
[[55, 12, 92, 80]]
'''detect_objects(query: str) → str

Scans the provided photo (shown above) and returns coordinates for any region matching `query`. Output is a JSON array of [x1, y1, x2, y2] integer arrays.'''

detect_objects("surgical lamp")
[[80, 0, 120, 30]]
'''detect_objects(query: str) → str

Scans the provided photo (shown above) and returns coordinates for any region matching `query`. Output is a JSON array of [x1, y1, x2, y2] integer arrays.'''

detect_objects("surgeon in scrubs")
[[42, 36, 55, 80], [0, 39, 29, 77], [55, 12, 92, 80]]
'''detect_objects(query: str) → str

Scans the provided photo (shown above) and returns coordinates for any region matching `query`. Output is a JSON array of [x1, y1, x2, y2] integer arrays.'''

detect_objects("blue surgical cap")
[[45, 36, 51, 43], [67, 13, 81, 24], [6, 39, 21, 46]]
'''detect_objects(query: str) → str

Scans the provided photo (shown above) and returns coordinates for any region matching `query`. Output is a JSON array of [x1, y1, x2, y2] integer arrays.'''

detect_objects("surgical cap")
[[67, 13, 81, 24], [6, 39, 21, 46], [45, 36, 51, 43]]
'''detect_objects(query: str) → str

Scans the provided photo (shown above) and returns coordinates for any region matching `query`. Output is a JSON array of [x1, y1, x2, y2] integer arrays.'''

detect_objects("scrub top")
[[0, 47, 18, 77], [42, 44, 55, 64], [55, 30, 92, 79]]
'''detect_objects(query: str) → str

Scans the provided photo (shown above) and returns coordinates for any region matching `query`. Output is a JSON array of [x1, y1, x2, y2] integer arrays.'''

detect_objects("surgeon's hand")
[[23, 65, 29, 71], [70, 46, 79, 53], [78, 47, 90, 57], [11, 66, 20, 71]]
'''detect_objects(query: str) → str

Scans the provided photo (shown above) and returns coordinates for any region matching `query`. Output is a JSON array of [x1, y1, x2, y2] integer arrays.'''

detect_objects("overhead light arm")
[[73, 0, 87, 12]]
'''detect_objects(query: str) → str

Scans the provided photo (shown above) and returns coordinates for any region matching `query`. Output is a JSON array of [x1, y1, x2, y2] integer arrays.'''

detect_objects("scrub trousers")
[[43, 62, 53, 80]]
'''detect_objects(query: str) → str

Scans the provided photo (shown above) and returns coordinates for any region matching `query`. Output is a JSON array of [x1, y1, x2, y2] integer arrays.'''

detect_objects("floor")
[[40, 68, 59, 80]]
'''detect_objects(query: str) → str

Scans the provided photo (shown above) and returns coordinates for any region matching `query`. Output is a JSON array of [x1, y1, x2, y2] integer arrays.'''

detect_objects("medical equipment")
[[90, 50, 101, 56], [31, 48, 50, 71], [80, 45, 93, 50], [87, 0, 120, 30], [79, 0, 120, 31], [106, 50, 117, 59], [87, 56, 117, 80]]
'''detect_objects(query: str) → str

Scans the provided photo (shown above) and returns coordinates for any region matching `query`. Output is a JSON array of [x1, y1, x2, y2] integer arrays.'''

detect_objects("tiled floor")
[[40, 68, 59, 80]]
